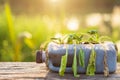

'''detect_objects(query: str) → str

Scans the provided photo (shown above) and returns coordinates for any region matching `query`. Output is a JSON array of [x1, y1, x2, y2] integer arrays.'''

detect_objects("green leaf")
[[86, 47, 96, 76], [51, 38, 61, 44], [59, 45, 68, 76], [5, 1, 15, 45], [72, 44, 80, 77], [87, 30, 98, 35], [79, 47, 85, 68]]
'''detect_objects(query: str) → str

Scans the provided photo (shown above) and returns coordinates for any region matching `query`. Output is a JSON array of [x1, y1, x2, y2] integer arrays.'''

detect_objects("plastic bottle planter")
[[36, 41, 117, 73]]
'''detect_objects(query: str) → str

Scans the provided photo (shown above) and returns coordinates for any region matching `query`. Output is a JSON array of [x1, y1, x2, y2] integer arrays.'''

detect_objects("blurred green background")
[[0, 0, 120, 61]]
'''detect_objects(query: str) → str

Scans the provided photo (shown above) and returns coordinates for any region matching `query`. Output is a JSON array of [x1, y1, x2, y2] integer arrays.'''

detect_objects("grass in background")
[[0, 2, 35, 61], [0, 1, 120, 61]]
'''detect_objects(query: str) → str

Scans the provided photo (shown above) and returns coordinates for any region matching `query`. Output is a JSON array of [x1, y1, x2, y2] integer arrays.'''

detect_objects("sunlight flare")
[[86, 14, 102, 26], [66, 17, 79, 31]]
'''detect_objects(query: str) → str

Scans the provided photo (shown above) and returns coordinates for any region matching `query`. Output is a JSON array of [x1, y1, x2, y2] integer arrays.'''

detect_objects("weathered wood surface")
[[0, 62, 120, 80]]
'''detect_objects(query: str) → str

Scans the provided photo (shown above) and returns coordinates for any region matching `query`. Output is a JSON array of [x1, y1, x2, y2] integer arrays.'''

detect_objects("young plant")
[[87, 30, 99, 43], [87, 30, 111, 44], [50, 30, 111, 77]]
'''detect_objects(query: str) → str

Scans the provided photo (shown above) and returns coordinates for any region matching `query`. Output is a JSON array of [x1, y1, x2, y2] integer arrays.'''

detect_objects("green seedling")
[[87, 30, 111, 44], [49, 30, 112, 77]]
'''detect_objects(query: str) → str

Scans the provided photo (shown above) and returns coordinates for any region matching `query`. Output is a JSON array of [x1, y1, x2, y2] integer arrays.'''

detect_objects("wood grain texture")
[[0, 62, 120, 80]]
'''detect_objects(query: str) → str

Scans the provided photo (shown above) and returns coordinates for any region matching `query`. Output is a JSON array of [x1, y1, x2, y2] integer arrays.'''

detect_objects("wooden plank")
[[0, 62, 120, 80]]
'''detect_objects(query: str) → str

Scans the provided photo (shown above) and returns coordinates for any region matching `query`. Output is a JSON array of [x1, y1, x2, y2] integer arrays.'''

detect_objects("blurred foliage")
[[0, 2, 36, 61], [0, 1, 120, 61]]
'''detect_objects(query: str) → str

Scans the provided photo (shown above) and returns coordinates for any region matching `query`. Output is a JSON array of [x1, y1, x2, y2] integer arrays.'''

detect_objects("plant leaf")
[[59, 45, 68, 76], [5, 1, 15, 45], [79, 47, 85, 68], [86, 47, 96, 76], [87, 30, 98, 35], [72, 44, 80, 77]]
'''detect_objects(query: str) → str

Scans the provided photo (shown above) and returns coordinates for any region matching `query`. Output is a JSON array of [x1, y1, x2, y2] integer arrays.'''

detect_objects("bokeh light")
[[66, 17, 79, 31], [112, 7, 120, 27], [0, 0, 120, 62], [86, 14, 102, 26]]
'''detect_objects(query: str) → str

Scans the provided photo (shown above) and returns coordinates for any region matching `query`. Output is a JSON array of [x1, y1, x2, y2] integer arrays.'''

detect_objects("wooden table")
[[0, 62, 120, 80]]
